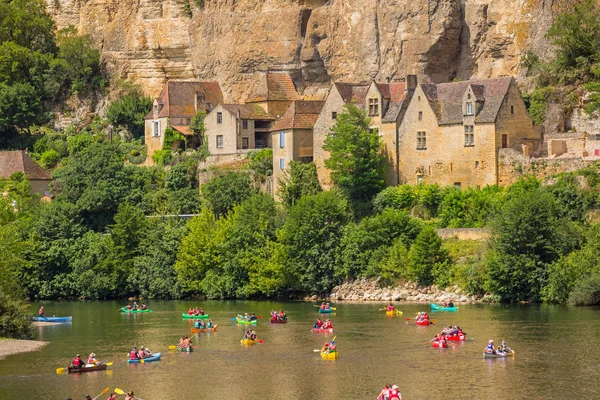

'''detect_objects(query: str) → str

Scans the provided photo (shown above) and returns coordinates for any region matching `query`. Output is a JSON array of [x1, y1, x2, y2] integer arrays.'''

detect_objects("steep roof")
[[146, 81, 224, 119], [422, 76, 513, 125], [378, 81, 409, 123], [247, 72, 301, 102], [270, 101, 325, 131], [0, 150, 51, 180], [333, 83, 369, 105], [221, 104, 276, 120]]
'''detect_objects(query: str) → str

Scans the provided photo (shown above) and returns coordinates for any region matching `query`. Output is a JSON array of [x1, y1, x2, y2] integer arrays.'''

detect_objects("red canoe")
[[444, 334, 466, 341], [432, 340, 448, 348], [415, 319, 431, 326], [312, 327, 334, 333], [270, 318, 288, 324]]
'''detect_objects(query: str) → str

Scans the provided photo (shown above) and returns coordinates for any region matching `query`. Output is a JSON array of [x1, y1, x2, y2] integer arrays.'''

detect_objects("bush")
[[39, 149, 60, 169], [568, 271, 600, 306], [248, 149, 273, 177], [152, 149, 174, 167], [277, 161, 321, 208], [0, 289, 33, 339], [106, 81, 152, 139], [200, 172, 255, 217], [407, 226, 451, 286], [526, 87, 555, 125]]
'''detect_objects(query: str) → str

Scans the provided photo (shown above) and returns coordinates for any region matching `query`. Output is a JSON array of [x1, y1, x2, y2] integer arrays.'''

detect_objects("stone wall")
[[327, 278, 479, 303]]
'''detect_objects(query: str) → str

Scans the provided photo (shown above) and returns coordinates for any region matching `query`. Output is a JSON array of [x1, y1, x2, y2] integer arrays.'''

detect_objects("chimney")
[[406, 75, 418, 90]]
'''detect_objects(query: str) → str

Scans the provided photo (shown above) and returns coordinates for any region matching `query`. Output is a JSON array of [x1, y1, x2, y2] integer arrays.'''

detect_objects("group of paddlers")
[[313, 318, 333, 330], [187, 307, 205, 316], [415, 312, 431, 322], [238, 312, 258, 321], [319, 302, 332, 310], [125, 302, 147, 311], [377, 384, 402, 399], [270, 310, 287, 321], [242, 329, 257, 341], [70, 353, 105, 368], [193, 319, 215, 329], [321, 338, 336, 354], [485, 339, 512, 355], [128, 346, 153, 360]]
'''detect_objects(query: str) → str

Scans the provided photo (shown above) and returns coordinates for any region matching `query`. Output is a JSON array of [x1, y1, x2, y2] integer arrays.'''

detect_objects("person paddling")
[[313, 318, 323, 329], [485, 340, 496, 354], [87, 353, 98, 365], [377, 384, 391, 400], [498, 340, 511, 354], [388, 385, 402, 399], [249, 313, 257, 321], [39, 306, 45, 317], [71, 354, 83, 368], [129, 347, 139, 360], [106, 392, 117, 400], [124, 391, 135, 400]]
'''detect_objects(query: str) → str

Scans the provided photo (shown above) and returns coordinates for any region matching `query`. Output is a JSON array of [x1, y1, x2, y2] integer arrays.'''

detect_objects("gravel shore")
[[0, 339, 48, 360]]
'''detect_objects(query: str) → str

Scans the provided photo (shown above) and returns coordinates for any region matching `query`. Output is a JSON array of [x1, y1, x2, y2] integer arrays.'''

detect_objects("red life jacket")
[[389, 389, 400, 399], [73, 357, 82, 367], [317, 320, 323, 327], [129, 350, 138, 359]]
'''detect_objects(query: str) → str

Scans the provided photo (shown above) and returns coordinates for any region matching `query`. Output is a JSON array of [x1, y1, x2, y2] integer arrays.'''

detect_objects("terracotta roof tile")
[[146, 81, 224, 120], [221, 104, 276, 120], [172, 125, 193, 136], [270, 100, 324, 131], [0, 150, 51, 180], [334, 83, 370, 105], [247, 72, 301, 102]]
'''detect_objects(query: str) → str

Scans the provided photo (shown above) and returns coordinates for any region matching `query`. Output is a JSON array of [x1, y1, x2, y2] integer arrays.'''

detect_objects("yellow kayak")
[[320, 350, 338, 360], [385, 310, 403, 316], [241, 339, 256, 346]]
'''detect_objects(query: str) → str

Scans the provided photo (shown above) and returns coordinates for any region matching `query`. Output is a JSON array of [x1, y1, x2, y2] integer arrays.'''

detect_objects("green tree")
[[55, 26, 103, 93], [189, 111, 207, 135], [279, 191, 350, 293], [323, 104, 386, 210], [407, 226, 451, 286], [277, 161, 321, 208], [0, 82, 44, 132], [106, 81, 152, 139], [248, 149, 273, 177], [200, 171, 255, 217]]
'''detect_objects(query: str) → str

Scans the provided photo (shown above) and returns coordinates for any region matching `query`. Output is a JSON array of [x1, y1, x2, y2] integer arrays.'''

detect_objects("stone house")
[[270, 100, 325, 198], [397, 76, 539, 187], [0, 150, 52, 197], [204, 103, 275, 156], [144, 81, 224, 163], [313, 80, 411, 189]]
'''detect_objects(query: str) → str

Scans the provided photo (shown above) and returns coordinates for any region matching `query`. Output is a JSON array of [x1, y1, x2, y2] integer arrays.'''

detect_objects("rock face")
[[44, 0, 558, 101]]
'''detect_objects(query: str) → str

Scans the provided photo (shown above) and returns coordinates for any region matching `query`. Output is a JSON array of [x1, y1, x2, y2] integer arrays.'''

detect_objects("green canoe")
[[182, 313, 209, 319], [236, 317, 257, 325], [121, 307, 152, 313]]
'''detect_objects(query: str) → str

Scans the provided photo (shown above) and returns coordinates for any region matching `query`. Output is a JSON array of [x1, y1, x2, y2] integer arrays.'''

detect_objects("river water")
[[0, 301, 598, 400]]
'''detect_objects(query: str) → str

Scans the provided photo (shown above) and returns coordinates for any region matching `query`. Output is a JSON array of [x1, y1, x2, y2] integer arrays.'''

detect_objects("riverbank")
[[311, 278, 482, 303], [0, 339, 48, 360]]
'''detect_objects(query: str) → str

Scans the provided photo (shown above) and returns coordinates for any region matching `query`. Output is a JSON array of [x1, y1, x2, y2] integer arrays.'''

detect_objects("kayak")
[[444, 334, 466, 341], [31, 316, 72, 322], [127, 352, 161, 363], [313, 327, 334, 333], [415, 319, 432, 326], [430, 304, 457, 312], [182, 313, 209, 319], [241, 339, 256, 346], [320, 350, 338, 360], [385, 310, 403, 316], [270, 318, 288, 324], [432, 340, 448, 348], [67, 364, 108, 373], [121, 307, 151, 313], [236, 317, 257, 325], [483, 350, 515, 359], [191, 324, 218, 333], [177, 346, 193, 352], [318, 308, 333, 314]]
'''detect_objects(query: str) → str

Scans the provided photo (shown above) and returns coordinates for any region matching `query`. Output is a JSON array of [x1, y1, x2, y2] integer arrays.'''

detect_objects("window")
[[464, 125, 474, 146], [418, 96, 421, 101], [332, 112, 337, 120], [279, 131, 285, 148], [242, 137, 249, 149], [279, 158, 285, 170], [502, 134, 508, 148], [510, 105, 514, 115], [475, 161, 480, 169], [152, 121, 160, 137], [216, 135, 223, 148], [466, 102, 473, 115], [368, 98, 379, 116], [417, 175, 423, 185], [418, 111, 423, 121], [468, 93, 471, 99], [454, 182, 462, 189], [417, 131, 427, 150], [217, 112, 222, 124], [242, 120, 248, 130]]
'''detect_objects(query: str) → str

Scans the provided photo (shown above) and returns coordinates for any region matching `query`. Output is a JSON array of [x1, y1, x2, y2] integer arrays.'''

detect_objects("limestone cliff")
[[44, 0, 560, 102]]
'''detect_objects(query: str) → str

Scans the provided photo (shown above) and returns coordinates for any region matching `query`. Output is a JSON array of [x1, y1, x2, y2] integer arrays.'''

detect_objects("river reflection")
[[0, 301, 598, 399]]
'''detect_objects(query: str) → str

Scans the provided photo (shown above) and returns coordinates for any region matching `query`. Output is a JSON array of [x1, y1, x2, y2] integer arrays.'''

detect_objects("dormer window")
[[468, 93, 471, 99], [466, 102, 473, 115], [368, 98, 379, 116]]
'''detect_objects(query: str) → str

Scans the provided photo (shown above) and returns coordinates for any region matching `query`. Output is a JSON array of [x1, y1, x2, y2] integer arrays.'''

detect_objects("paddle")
[[92, 387, 110, 400], [114, 388, 144, 399]]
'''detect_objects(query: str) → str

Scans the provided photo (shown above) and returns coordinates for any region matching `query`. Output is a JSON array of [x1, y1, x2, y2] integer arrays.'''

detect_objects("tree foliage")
[[106, 81, 152, 140], [200, 171, 255, 217], [277, 161, 321, 208]]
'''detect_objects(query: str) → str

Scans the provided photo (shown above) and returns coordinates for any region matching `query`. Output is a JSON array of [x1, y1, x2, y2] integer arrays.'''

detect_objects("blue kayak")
[[31, 316, 72, 322], [430, 304, 457, 312], [127, 352, 161, 363], [318, 309, 333, 314]]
